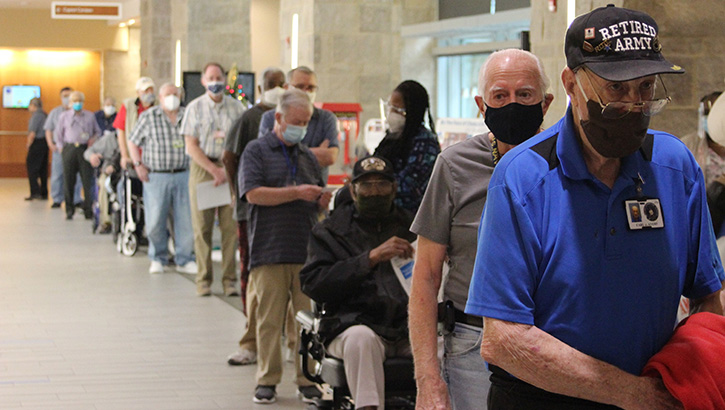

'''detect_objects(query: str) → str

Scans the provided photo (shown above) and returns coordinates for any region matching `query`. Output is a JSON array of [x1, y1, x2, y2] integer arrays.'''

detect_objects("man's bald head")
[[478, 49, 550, 100]]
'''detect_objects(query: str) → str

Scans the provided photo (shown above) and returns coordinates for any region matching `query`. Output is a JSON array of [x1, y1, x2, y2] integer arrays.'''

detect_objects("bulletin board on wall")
[[0, 49, 101, 177]]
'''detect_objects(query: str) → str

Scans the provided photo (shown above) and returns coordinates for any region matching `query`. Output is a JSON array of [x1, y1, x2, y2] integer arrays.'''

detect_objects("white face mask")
[[103, 105, 116, 116], [262, 87, 284, 106], [306, 91, 317, 104], [163, 94, 181, 112], [386, 110, 406, 133]]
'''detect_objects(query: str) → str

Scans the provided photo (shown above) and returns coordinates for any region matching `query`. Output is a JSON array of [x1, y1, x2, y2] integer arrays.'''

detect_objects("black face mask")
[[579, 99, 650, 158], [484, 101, 544, 145], [355, 194, 394, 219]]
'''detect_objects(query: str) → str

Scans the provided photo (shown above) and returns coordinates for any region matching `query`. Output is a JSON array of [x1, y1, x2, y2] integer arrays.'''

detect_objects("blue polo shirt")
[[466, 106, 724, 375], [239, 131, 324, 269]]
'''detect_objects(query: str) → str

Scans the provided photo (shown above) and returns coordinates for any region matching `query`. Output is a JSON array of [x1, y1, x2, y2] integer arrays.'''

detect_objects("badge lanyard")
[[278, 139, 297, 185], [624, 172, 665, 230]]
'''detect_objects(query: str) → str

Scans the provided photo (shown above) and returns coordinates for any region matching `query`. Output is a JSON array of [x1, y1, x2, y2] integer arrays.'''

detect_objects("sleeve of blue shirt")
[[685, 166, 725, 298], [317, 109, 339, 148], [258, 110, 274, 138], [239, 141, 265, 202], [465, 181, 541, 325]]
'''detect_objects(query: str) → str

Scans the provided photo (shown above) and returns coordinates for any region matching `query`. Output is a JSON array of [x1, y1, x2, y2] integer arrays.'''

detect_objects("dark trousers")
[[488, 366, 622, 410], [26, 138, 49, 197], [61, 143, 94, 217]]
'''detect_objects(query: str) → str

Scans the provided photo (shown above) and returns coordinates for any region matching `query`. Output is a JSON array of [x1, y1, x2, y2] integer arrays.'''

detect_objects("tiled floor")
[[0, 178, 305, 409]]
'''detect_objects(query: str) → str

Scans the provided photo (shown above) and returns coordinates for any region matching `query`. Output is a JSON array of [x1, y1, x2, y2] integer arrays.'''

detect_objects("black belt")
[[453, 306, 483, 327], [151, 168, 187, 174], [207, 156, 219, 162], [439, 301, 483, 328], [71, 142, 88, 148]]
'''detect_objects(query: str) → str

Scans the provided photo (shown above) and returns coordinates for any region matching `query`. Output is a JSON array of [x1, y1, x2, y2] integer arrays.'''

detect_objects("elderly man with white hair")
[[409, 48, 553, 410], [55, 90, 102, 220], [126, 83, 196, 275], [239, 88, 331, 405]]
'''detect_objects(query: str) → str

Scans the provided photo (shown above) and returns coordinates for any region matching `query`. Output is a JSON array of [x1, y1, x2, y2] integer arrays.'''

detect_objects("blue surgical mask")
[[61, 96, 70, 108], [282, 124, 307, 145], [206, 81, 225, 96], [72, 102, 83, 111]]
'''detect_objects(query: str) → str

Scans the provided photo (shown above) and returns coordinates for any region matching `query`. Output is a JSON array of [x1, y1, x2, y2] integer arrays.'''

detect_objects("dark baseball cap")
[[565, 4, 685, 81], [352, 156, 395, 183]]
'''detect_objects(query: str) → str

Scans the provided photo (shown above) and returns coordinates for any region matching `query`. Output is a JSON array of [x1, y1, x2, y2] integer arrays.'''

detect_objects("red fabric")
[[112, 104, 127, 130], [642, 312, 725, 410], [112, 99, 150, 131]]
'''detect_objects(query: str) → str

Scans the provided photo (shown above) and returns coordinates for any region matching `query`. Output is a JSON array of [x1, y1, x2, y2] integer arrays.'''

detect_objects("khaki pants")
[[327, 325, 411, 410], [188, 161, 237, 288], [250, 263, 312, 386], [239, 288, 298, 354]]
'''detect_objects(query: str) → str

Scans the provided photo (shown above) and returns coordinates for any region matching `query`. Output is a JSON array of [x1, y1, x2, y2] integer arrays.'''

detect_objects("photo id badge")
[[214, 130, 225, 146], [625, 198, 664, 230]]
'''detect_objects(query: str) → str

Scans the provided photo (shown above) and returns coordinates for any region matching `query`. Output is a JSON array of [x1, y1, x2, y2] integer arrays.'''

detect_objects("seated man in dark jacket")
[[300, 155, 416, 410]]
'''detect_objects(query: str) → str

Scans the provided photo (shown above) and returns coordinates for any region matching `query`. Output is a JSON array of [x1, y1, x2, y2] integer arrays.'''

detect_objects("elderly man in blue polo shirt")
[[239, 88, 331, 405], [466, 5, 725, 409]]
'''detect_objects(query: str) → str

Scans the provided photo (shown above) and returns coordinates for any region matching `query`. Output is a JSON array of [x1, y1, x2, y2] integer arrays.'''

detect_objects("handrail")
[[0, 131, 27, 136]]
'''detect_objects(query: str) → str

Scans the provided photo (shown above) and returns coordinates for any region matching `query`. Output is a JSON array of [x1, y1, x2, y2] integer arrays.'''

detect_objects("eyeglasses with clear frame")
[[575, 69, 671, 119], [384, 100, 406, 116]]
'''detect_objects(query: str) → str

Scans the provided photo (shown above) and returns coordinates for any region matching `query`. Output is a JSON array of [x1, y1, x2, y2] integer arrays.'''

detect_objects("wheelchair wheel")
[[121, 231, 138, 256]]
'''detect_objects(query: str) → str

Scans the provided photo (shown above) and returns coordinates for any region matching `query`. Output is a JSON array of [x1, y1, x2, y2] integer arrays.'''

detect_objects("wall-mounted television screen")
[[3, 85, 41, 109]]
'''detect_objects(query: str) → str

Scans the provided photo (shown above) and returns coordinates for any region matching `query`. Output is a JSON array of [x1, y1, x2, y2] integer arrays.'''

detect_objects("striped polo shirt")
[[239, 131, 324, 268]]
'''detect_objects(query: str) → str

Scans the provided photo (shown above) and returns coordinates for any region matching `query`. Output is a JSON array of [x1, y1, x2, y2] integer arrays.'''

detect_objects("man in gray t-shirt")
[[408, 48, 554, 410]]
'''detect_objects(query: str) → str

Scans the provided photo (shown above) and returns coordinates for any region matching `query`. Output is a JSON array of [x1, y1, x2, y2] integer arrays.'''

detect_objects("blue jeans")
[[443, 323, 491, 410], [142, 171, 194, 266], [50, 150, 81, 204]]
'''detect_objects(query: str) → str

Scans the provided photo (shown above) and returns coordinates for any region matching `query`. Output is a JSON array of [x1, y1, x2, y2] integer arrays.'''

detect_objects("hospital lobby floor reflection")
[[0, 178, 302, 409]]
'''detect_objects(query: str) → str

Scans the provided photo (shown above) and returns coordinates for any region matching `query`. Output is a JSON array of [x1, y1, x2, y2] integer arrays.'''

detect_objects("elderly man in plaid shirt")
[[127, 83, 197, 275]]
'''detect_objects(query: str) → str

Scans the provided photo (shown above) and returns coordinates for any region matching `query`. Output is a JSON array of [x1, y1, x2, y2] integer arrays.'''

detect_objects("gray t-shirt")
[[410, 134, 494, 310], [28, 111, 47, 139]]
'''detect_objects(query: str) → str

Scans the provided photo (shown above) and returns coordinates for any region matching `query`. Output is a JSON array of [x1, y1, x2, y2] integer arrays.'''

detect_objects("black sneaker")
[[253, 385, 276, 404], [51, 202, 61, 208], [297, 385, 322, 403]]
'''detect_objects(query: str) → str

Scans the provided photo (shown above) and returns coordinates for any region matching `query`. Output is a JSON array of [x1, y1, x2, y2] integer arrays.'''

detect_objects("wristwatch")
[[133, 160, 142, 167]]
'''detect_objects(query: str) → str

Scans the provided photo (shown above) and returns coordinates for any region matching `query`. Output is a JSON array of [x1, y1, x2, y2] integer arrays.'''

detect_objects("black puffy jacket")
[[299, 201, 415, 344]]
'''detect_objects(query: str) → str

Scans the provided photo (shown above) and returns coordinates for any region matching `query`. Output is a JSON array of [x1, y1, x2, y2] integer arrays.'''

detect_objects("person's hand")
[[211, 166, 227, 187], [317, 191, 332, 210], [295, 184, 323, 202], [120, 155, 130, 170], [415, 375, 452, 410], [104, 165, 115, 175], [625, 377, 683, 410], [48, 143, 57, 152], [89, 153, 102, 168], [369, 236, 414, 267], [135, 164, 149, 182]]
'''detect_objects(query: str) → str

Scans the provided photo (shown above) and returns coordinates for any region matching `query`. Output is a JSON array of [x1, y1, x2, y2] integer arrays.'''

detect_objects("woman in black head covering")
[[374, 80, 440, 213]]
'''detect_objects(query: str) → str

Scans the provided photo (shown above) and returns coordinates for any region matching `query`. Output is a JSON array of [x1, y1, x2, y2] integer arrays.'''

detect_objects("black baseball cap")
[[352, 156, 395, 183], [565, 4, 684, 81]]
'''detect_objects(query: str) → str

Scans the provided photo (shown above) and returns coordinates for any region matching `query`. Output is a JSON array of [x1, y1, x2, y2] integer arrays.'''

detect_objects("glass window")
[[437, 53, 490, 119]]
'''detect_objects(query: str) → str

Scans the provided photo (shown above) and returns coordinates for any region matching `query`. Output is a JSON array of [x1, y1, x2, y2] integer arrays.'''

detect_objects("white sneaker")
[[149, 261, 165, 274], [227, 349, 257, 365], [176, 261, 198, 274]]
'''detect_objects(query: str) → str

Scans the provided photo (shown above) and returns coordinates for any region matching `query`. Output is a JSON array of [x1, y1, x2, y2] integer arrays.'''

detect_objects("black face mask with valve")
[[484, 101, 544, 145], [579, 99, 650, 158]]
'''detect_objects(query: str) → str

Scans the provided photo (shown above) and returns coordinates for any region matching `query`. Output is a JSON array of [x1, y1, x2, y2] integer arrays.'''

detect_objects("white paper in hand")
[[196, 181, 231, 211], [391, 239, 417, 296]]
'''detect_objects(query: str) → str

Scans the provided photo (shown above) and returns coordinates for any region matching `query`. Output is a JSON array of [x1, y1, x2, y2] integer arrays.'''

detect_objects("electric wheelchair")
[[296, 307, 417, 410]]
